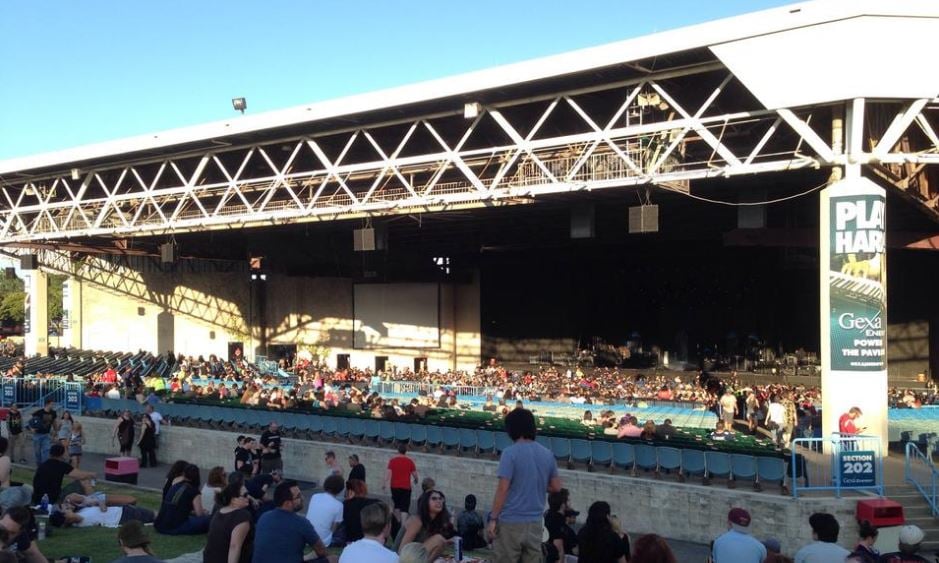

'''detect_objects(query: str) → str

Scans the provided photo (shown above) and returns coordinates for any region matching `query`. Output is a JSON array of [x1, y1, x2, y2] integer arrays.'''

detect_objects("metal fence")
[[791, 434, 884, 498], [0, 377, 84, 414], [373, 381, 499, 398], [905, 442, 939, 516]]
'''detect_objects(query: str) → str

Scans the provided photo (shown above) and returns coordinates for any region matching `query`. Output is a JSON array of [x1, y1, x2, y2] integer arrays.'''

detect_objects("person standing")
[[253, 480, 336, 563], [348, 454, 365, 483], [137, 415, 157, 468], [711, 508, 766, 563], [114, 411, 135, 457], [259, 422, 282, 474], [838, 407, 865, 452], [323, 451, 343, 486], [68, 421, 86, 469], [719, 390, 738, 428], [488, 408, 562, 563], [384, 444, 419, 521], [29, 399, 57, 465], [6, 404, 25, 464], [145, 404, 166, 463], [338, 502, 398, 563], [765, 396, 786, 447]]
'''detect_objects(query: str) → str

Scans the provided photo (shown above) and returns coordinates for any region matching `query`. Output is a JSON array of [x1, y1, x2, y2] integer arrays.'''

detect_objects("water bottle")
[[37, 520, 46, 540], [453, 536, 463, 562], [40, 493, 49, 513]]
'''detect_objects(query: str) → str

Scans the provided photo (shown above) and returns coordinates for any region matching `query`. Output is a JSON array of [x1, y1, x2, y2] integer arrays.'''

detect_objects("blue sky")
[[0, 0, 793, 161]]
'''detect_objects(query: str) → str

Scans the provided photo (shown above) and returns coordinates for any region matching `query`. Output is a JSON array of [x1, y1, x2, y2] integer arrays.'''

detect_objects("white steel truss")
[[2, 67, 937, 243]]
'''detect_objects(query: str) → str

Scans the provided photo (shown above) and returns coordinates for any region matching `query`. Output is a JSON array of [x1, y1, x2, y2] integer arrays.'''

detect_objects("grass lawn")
[[12, 467, 206, 563]]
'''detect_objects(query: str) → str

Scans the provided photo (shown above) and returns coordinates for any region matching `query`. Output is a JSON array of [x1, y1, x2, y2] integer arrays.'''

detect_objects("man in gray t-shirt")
[[488, 408, 562, 563]]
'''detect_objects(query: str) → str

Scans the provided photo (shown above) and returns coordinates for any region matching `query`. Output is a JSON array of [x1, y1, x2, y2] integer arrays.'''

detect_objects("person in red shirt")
[[384, 444, 419, 520], [838, 407, 864, 435]]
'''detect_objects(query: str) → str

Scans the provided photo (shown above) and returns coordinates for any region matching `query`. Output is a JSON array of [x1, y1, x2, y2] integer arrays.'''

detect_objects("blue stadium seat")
[[459, 429, 478, 455], [494, 432, 512, 455], [656, 447, 681, 479], [634, 444, 657, 475], [591, 441, 613, 472], [321, 417, 339, 440], [570, 439, 591, 468], [535, 436, 552, 450], [681, 449, 706, 482], [347, 418, 366, 442], [426, 426, 444, 450], [612, 443, 635, 473], [477, 430, 495, 455], [756, 456, 787, 493], [394, 423, 411, 445], [705, 451, 732, 485], [551, 437, 572, 467], [380, 421, 396, 444], [731, 454, 758, 489], [409, 424, 426, 447], [335, 418, 352, 441], [364, 420, 381, 442], [442, 427, 461, 451]]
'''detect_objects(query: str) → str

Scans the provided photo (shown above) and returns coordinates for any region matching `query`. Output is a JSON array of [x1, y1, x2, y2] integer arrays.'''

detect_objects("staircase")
[[884, 484, 939, 554]]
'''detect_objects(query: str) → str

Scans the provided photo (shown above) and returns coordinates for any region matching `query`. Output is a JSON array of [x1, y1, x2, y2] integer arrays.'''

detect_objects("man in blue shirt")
[[253, 480, 336, 563], [488, 408, 562, 563], [712, 507, 766, 563]]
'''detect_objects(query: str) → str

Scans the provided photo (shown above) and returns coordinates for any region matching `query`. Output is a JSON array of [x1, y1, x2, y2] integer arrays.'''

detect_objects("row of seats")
[[91, 398, 789, 493]]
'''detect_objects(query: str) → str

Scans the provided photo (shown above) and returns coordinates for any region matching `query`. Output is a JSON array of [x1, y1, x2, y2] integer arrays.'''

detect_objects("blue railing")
[[904, 442, 938, 517], [0, 377, 84, 414], [791, 434, 884, 498]]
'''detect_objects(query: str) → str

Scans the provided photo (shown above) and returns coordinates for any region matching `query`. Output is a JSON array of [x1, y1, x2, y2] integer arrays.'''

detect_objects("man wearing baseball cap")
[[712, 507, 766, 563], [879, 525, 930, 562]]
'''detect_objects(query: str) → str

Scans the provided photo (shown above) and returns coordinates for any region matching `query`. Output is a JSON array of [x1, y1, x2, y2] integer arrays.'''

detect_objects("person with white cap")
[[712, 507, 766, 563], [878, 524, 930, 562]]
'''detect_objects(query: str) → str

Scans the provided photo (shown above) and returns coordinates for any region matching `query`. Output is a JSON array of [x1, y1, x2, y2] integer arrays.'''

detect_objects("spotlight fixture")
[[463, 102, 481, 119], [232, 97, 247, 114], [70, 168, 80, 181]]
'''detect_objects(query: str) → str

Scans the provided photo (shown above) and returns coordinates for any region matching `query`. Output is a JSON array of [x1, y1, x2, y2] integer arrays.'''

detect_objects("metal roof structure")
[[0, 0, 937, 246]]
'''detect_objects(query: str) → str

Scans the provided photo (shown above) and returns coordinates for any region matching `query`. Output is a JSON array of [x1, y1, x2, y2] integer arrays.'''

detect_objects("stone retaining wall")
[[76, 416, 858, 554]]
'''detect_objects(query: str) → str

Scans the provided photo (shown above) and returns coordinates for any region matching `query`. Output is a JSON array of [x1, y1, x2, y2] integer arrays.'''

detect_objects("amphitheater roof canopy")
[[3, 0, 938, 177]]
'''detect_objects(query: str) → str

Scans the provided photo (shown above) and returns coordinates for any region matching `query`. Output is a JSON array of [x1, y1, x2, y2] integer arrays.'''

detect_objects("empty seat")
[[394, 423, 411, 444], [494, 432, 513, 455], [551, 437, 572, 465], [705, 451, 732, 484], [409, 424, 427, 446], [570, 439, 591, 467], [756, 456, 787, 493], [459, 429, 478, 455], [681, 449, 706, 481], [380, 421, 396, 443], [612, 443, 635, 472], [321, 417, 339, 439], [591, 441, 613, 471], [442, 427, 461, 451], [426, 426, 444, 450], [536, 436, 552, 450], [731, 454, 758, 489], [634, 444, 657, 474], [477, 430, 495, 454], [656, 447, 682, 478], [364, 420, 381, 442], [334, 418, 352, 441], [347, 419, 366, 442]]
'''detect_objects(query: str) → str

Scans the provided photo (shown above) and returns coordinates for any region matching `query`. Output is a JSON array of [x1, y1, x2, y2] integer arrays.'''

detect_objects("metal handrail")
[[904, 442, 939, 516], [791, 434, 884, 498]]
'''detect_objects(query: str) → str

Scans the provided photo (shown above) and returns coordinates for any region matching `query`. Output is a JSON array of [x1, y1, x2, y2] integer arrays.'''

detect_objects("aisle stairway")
[[883, 484, 939, 555]]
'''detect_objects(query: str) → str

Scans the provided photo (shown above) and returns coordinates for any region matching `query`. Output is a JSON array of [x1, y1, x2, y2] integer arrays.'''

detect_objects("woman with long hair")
[[57, 411, 74, 448], [137, 414, 157, 468], [631, 534, 675, 563], [201, 466, 227, 514], [576, 501, 630, 563], [154, 463, 210, 535], [343, 479, 380, 543], [203, 480, 253, 563], [396, 489, 455, 561], [113, 410, 135, 457]]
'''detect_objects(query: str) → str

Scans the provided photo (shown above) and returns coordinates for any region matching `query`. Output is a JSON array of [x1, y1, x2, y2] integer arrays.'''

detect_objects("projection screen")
[[353, 283, 440, 349]]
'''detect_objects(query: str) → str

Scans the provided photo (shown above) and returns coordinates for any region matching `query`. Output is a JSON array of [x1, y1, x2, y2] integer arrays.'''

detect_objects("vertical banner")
[[821, 177, 889, 452], [828, 185, 886, 369], [61, 279, 70, 330], [22, 273, 31, 335]]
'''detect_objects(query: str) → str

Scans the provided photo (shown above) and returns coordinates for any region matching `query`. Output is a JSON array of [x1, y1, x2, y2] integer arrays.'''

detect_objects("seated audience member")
[[712, 507, 765, 563], [201, 466, 227, 514], [420, 477, 435, 494], [640, 420, 657, 440], [455, 494, 486, 551], [160, 460, 190, 501], [616, 417, 643, 439], [154, 463, 210, 535], [0, 505, 49, 563], [581, 411, 594, 426], [709, 421, 734, 441], [338, 502, 399, 563], [544, 489, 577, 561], [343, 479, 380, 543], [31, 443, 96, 506], [602, 420, 619, 436], [203, 481, 254, 563], [878, 524, 929, 562], [576, 501, 630, 563], [655, 419, 676, 440], [793, 512, 850, 562], [631, 534, 677, 563], [114, 519, 164, 563], [50, 498, 155, 528], [847, 521, 879, 563], [253, 480, 337, 563], [396, 490, 455, 561], [306, 474, 345, 547], [761, 538, 793, 563]]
